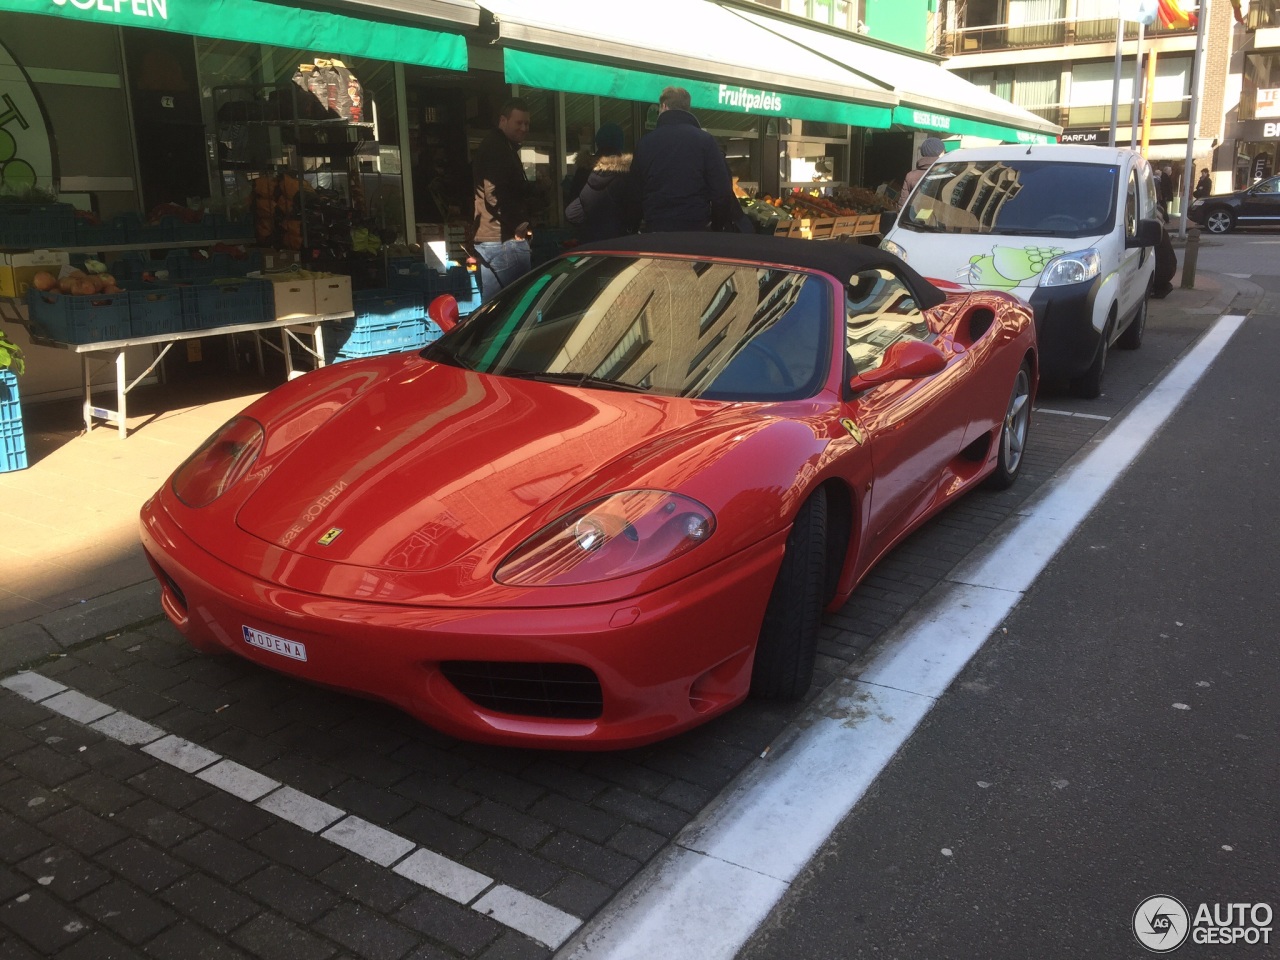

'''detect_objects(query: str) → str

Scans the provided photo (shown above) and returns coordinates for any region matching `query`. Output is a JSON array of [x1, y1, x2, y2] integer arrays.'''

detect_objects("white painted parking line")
[[196, 759, 281, 802], [256, 785, 345, 833], [1034, 406, 1112, 421], [0, 674, 585, 949], [476, 884, 584, 950], [90, 712, 164, 746], [557, 313, 1249, 960], [142, 734, 220, 773], [322, 815, 416, 868], [1, 672, 67, 701], [394, 848, 493, 905]]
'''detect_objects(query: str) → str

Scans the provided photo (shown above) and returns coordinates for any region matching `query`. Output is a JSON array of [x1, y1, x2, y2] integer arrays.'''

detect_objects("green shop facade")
[[1, 0, 1057, 398]]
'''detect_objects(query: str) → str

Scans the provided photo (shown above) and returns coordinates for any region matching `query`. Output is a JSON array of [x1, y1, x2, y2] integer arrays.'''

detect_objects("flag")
[[1157, 0, 1197, 27], [1230, 0, 1247, 24]]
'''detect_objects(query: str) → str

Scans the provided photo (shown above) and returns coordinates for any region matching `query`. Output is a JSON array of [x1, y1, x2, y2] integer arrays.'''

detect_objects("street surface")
[[737, 233, 1279, 960], [0, 234, 1273, 959]]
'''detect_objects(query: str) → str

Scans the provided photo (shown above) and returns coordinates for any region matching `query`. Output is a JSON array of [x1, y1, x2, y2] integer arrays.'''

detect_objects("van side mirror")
[[1128, 218, 1163, 249], [428, 295, 460, 334], [849, 339, 947, 392]]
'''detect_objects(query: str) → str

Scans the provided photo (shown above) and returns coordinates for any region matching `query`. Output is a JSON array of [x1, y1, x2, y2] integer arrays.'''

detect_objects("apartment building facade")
[[934, 0, 1242, 197]]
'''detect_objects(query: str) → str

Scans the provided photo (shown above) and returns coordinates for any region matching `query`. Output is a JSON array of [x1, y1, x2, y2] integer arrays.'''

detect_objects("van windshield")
[[900, 159, 1119, 239]]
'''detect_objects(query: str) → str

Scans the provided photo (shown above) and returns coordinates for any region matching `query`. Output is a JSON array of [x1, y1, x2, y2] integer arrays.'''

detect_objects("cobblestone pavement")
[[0, 280, 1256, 960]]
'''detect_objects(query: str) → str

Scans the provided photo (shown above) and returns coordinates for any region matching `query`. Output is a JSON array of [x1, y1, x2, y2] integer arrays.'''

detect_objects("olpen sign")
[[50, 0, 168, 19]]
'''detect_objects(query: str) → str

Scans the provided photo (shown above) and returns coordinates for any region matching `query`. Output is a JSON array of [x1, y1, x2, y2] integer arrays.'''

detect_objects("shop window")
[[779, 139, 848, 194]]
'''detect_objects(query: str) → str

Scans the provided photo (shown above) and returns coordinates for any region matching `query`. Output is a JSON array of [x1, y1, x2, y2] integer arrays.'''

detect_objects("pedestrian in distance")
[[471, 97, 539, 302], [565, 122, 633, 243], [1158, 164, 1174, 217], [628, 86, 744, 233], [898, 136, 945, 209], [1194, 167, 1212, 199]]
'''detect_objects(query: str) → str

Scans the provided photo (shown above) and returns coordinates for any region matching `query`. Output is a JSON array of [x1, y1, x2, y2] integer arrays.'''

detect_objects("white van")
[[881, 144, 1161, 398]]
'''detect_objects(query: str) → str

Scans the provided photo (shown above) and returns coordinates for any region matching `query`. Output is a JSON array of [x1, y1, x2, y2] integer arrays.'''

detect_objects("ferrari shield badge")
[[317, 527, 344, 546], [840, 418, 865, 445]]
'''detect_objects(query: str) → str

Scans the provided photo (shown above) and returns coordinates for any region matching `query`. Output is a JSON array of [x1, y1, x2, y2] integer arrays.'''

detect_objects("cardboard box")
[[265, 275, 316, 321], [0, 250, 70, 298], [313, 275, 353, 315]]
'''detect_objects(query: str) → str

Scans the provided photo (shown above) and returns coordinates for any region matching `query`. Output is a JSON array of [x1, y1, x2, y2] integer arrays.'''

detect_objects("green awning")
[[505, 49, 891, 130], [892, 107, 1057, 145], [2, 0, 467, 71]]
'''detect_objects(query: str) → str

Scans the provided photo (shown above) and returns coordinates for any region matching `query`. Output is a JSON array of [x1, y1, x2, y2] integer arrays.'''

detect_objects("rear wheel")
[[1204, 208, 1235, 234], [1070, 316, 1111, 399], [750, 488, 827, 701], [985, 363, 1032, 490]]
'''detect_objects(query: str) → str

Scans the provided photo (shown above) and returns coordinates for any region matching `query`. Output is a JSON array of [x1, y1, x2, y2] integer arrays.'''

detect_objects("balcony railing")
[[946, 16, 1195, 56]]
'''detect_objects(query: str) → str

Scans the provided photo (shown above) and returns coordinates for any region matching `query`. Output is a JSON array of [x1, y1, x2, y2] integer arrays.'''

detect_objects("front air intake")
[[440, 661, 603, 719]]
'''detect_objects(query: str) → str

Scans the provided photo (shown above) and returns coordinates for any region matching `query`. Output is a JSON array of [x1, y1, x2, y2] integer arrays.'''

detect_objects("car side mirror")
[[1128, 218, 1163, 249], [428, 295, 460, 334], [849, 339, 947, 392]]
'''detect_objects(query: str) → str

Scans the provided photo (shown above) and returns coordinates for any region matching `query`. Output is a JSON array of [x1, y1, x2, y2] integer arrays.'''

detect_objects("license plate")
[[242, 626, 308, 662]]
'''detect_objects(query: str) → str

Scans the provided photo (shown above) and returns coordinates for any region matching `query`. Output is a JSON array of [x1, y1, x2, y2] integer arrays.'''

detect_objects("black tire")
[[1203, 208, 1235, 234], [1070, 316, 1111, 399], [1116, 290, 1147, 350], [985, 362, 1032, 490], [750, 488, 828, 701]]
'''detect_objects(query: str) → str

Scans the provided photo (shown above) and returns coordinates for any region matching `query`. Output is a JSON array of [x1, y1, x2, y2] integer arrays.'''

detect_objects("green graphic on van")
[[966, 244, 1066, 290]]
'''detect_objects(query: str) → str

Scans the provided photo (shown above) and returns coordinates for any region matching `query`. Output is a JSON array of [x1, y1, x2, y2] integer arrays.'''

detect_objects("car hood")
[[885, 229, 1106, 295], [235, 361, 743, 571]]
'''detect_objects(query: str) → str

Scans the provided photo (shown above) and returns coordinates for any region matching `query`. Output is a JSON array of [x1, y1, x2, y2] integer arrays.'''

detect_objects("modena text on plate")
[[242, 626, 308, 662]]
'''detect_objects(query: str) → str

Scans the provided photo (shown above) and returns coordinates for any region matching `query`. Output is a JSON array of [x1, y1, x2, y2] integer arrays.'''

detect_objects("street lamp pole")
[[1179, 0, 1211, 239]]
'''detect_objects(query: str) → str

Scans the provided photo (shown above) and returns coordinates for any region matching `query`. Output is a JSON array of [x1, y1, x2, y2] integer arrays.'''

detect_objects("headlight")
[[880, 238, 907, 262], [1039, 248, 1101, 288], [172, 417, 265, 507], [495, 490, 715, 587]]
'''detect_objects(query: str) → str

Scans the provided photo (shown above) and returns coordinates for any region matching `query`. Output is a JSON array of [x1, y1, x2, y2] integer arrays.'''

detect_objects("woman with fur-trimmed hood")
[[566, 123, 633, 242]]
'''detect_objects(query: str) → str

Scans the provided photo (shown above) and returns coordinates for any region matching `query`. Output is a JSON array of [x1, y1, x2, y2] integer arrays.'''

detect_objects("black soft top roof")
[[570, 231, 946, 310]]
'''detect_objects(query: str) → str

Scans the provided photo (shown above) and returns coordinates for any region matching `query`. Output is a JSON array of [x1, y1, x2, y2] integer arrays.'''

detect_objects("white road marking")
[[1, 671, 583, 949], [556, 313, 1248, 960], [1034, 406, 1112, 421], [322, 815, 416, 868]]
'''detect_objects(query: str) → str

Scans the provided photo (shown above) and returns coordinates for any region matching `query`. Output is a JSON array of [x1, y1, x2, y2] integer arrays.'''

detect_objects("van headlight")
[[880, 238, 907, 262], [1039, 248, 1101, 287]]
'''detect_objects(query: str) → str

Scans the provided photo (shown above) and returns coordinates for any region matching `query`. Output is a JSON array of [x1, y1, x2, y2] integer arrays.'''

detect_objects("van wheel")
[[1116, 291, 1147, 350], [750, 489, 827, 701], [1070, 317, 1111, 399]]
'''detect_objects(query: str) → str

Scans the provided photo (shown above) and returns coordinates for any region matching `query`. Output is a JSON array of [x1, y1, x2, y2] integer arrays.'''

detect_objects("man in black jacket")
[[628, 87, 740, 232], [472, 98, 537, 301]]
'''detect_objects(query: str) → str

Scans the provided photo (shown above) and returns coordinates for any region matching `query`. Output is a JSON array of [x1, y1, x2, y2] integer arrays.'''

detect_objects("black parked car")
[[1188, 174, 1280, 233]]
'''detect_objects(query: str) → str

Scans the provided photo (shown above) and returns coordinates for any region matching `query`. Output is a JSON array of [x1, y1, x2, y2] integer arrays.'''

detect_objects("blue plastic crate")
[[180, 279, 271, 330], [107, 255, 178, 282], [331, 316, 428, 359], [0, 370, 26, 473], [110, 212, 177, 245], [26, 289, 131, 344], [126, 284, 184, 337], [388, 262, 458, 297], [0, 203, 76, 247], [171, 251, 263, 280], [353, 287, 425, 325], [72, 217, 129, 247]]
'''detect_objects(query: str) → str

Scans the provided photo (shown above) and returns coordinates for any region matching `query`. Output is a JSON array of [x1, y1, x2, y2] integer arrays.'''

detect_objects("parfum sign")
[[50, 0, 168, 19], [0, 41, 56, 194]]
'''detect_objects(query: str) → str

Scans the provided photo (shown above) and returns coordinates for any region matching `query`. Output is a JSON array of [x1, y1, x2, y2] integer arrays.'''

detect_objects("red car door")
[[837, 268, 974, 568]]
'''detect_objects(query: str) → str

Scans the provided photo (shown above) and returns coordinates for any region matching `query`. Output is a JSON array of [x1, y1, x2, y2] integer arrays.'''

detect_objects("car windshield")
[[900, 159, 1119, 238], [424, 253, 833, 401]]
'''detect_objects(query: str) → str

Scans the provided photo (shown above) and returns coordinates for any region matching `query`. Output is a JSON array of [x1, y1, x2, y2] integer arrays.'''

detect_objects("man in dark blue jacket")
[[628, 87, 741, 233]]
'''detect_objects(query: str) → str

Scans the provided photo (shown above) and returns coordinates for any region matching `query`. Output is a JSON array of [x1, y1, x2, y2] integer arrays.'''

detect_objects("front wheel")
[[1116, 291, 1147, 350], [985, 363, 1032, 490], [750, 488, 827, 701], [1070, 316, 1111, 399], [1204, 208, 1235, 234]]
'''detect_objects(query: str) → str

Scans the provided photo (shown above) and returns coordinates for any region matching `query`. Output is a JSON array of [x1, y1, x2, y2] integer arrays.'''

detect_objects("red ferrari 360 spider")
[[140, 233, 1036, 749]]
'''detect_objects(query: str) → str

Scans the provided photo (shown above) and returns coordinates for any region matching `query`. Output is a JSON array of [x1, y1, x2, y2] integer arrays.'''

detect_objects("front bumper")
[[140, 502, 786, 750], [1028, 276, 1103, 379]]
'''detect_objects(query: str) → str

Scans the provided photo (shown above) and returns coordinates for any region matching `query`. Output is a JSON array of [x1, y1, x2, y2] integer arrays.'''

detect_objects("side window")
[[845, 268, 933, 374], [1125, 169, 1140, 238]]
